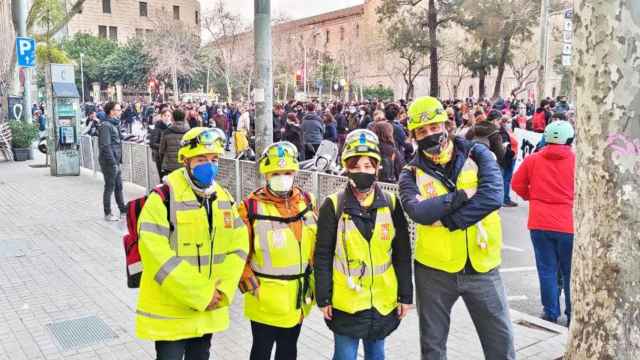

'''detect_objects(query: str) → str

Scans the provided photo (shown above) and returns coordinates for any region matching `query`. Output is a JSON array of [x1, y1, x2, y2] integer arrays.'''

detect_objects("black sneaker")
[[503, 201, 518, 207], [540, 313, 557, 323]]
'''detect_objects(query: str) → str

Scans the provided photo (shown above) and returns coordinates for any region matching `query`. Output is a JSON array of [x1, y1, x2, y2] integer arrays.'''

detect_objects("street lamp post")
[[80, 53, 85, 104]]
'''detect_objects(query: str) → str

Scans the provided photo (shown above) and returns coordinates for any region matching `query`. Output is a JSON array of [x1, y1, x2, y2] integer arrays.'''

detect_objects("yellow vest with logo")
[[135, 168, 249, 341], [328, 191, 398, 316], [244, 193, 317, 328], [414, 158, 502, 273]]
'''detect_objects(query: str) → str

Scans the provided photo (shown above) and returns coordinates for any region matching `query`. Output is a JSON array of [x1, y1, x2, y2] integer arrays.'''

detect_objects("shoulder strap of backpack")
[[382, 190, 395, 212], [244, 198, 258, 225], [334, 190, 345, 223], [152, 184, 172, 231]]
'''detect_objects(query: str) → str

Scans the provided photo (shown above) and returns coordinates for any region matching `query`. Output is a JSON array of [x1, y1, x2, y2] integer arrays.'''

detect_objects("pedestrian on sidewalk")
[[150, 109, 172, 180], [158, 110, 190, 179], [511, 120, 575, 325], [301, 103, 325, 160], [135, 127, 249, 360], [399, 97, 515, 360], [314, 130, 413, 360], [498, 115, 519, 207], [98, 101, 126, 222], [237, 141, 317, 360]]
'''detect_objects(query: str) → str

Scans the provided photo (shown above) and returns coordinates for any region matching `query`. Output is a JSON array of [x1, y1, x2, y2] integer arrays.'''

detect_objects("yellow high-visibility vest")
[[414, 158, 502, 273], [328, 191, 398, 316], [244, 195, 317, 328], [135, 168, 249, 341]]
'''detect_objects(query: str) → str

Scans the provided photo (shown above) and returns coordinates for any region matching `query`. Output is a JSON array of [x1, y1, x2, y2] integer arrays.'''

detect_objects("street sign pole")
[[254, 0, 273, 158], [15, 0, 32, 123]]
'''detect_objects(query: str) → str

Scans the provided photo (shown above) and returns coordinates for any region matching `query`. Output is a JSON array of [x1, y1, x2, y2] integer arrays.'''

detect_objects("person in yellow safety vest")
[[314, 129, 413, 360], [135, 127, 249, 360], [398, 96, 515, 360], [236, 141, 317, 360]]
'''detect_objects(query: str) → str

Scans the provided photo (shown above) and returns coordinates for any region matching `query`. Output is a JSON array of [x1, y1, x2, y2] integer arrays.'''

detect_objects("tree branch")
[[32, 0, 86, 41]]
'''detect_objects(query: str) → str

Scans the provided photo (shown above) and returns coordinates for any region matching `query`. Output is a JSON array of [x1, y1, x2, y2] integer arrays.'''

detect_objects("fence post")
[[144, 145, 151, 192], [90, 136, 97, 177], [312, 171, 320, 201], [235, 159, 241, 202]]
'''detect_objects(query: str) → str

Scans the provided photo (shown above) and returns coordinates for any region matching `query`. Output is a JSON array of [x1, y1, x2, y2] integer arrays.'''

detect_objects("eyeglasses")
[[181, 128, 226, 149], [259, 141, 299, 161]]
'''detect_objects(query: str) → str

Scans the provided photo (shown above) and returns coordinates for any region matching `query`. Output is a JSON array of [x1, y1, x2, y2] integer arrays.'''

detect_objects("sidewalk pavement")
[[0, 157, 567, 360]]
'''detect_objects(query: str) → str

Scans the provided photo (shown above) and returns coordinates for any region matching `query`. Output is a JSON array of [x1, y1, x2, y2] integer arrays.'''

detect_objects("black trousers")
[[155, 334, 212, 360], [250, 321, 302, 360], [100, 163, 126, 215]]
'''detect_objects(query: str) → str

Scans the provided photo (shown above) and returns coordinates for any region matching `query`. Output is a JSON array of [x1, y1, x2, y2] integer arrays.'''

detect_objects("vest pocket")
[[258, 278, 291, 315]]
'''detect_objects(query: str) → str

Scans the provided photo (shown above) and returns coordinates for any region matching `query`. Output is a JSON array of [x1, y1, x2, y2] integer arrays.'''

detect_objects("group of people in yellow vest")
[[135, 96, 515, 360]]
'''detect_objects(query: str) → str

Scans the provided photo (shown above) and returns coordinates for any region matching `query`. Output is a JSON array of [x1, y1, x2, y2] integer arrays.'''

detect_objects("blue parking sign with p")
[[16, 37, 36, 68]]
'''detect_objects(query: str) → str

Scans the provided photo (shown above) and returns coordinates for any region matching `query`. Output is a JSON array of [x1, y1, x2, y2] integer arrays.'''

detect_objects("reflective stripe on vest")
[[249, 199, 316, 277]]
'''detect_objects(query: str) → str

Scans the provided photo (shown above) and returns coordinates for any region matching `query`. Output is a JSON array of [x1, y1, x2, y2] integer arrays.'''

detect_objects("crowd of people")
[[90, 91, 576, 360]]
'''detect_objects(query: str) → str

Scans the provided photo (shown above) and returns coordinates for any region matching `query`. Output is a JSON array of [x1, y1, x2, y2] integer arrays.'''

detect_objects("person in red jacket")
[[511, 120, 575, 325]]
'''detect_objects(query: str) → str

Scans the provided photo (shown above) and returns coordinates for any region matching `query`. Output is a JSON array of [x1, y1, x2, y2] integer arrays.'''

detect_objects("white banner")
[[514, 128, 543, 171]]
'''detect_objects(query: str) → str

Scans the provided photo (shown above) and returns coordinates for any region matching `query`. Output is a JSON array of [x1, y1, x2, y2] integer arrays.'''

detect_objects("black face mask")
[[348, 172, 376, 192], [418, 132, 446, 153]]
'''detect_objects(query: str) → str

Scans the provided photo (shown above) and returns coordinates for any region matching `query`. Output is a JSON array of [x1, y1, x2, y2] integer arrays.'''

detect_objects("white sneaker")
[[104, 214, 120, 222]]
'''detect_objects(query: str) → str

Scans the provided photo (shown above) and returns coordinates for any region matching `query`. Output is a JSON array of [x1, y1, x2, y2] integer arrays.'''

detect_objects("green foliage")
[[363, 85, 394, 101], [100, 38, 154, 87], [313, 56, 344, 89], [29, 0, 65, 34], [8, 120, 39, 149], [461, 46, 498, 77], [36, 43, 69, 65], [61, 33, 118, 85]]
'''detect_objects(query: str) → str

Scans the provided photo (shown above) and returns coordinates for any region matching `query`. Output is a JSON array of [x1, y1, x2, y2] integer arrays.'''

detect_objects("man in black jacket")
[[98, 101, 126, 221], [149, 109, 172, 180]]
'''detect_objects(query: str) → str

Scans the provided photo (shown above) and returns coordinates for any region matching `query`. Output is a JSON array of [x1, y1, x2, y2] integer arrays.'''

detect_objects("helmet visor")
[[259, 141, 299, 162], [181, 128, 226, 149]]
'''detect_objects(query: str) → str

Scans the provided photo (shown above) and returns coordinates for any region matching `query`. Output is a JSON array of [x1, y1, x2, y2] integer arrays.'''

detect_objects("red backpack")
[[123, 184, 171, 288]]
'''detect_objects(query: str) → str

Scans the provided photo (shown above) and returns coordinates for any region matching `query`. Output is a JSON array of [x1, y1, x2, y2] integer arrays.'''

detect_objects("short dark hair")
[[172, 110, 185, 122], [306, 103, 315, 112], [384, 103, 400, 121], [104, 101, 118, 116], [552, 112, 567, 121]]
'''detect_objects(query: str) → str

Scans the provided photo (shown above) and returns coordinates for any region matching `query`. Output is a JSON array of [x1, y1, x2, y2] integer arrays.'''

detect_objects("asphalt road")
[[498, 192, 569, 324]]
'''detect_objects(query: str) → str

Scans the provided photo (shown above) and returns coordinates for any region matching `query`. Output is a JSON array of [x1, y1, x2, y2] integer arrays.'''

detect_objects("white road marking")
[[500, 266, 537, 273], [502, 244, 525, 252], [507, 295, 528, 301]]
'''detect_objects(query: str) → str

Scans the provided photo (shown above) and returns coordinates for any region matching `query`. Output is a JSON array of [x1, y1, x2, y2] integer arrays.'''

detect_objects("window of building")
[[195, 10, 200, 25], [469, 85, 474, 97], [146, 29, 153, 35], [326, 30, 330, 44], [139, 2, 148, 17], [102, 0, 111, 14], [135, 28, 144, 36], [340, 27, 344, 41], [98, 25, 107, 38], [356, 24, 360, 38], [109, 26, 118, 41], [173, 5, 180, 20]]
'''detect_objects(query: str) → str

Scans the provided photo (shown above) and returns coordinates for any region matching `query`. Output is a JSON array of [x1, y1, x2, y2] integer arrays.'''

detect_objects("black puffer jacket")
[[159, 121, 190, 172], [314, 185, 413, 340], [97, 117, 122, 167]]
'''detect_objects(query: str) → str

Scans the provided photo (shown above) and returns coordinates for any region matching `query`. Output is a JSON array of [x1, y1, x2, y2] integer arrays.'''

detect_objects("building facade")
[[62, 0, 201, 43], [215, 0, 569, 102]]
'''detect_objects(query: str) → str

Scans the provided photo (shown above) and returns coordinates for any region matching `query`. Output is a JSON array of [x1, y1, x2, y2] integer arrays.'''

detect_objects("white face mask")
[[268, 174, 295, 194]]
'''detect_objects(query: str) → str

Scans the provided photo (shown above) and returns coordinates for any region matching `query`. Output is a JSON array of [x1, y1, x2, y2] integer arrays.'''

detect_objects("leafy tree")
[[461, 42, 498, 99], [99, 38, 153, 88], [363, 85, 394, 101], [35, 42, 69, 88], [61, 33, 118, 86]]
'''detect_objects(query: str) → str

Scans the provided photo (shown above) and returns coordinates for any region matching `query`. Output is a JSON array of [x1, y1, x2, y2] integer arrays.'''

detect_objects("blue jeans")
[[501, 159, 515, 203], [333, 334, 384, 360], [530, 230, 574, 321]]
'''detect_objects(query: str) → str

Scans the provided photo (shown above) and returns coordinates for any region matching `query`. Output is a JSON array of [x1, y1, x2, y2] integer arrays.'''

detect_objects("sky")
[[203, 0, 365, 22]]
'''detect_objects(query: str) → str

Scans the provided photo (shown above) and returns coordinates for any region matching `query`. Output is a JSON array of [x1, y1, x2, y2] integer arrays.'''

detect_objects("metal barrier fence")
[[79, 135, 417, 243]]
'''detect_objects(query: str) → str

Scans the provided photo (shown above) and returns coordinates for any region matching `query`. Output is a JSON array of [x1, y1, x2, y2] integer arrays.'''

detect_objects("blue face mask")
[[191, 161, 219, 188]]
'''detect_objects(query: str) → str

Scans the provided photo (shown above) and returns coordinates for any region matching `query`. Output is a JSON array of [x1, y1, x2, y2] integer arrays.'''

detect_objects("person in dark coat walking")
[[300, 103, 325, 159], [158, 110, 190, 178], [97, 101, 126, 221], [323, 112, 338, 143]]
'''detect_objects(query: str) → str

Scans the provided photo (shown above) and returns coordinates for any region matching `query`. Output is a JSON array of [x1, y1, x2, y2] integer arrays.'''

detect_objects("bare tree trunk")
[[565, 0, 640, 358], [172, 66, 179, 104], [493, 34, 511, 99], [427, 0, 439, 97], [283, 78, 288, 101], [479, 39, 488, 99]]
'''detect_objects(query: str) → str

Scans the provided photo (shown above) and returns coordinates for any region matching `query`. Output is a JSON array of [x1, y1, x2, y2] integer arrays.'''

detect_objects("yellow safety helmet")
[[341, 129, 381, 167], [178, 127, 226, 162], [258, 141, 300, 175], [407, 96, 448, 131]]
